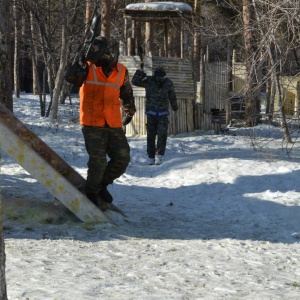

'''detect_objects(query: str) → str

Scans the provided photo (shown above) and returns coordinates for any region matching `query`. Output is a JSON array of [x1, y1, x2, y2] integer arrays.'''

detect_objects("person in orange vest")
[[68, 37, 136, 210]]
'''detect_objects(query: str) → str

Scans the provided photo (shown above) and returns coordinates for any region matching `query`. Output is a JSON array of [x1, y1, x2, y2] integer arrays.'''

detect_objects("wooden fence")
[[119, 55, 194, 136], [195, 62, 229, 131], [125, 97, 192, 136], [120, 57, 300, 134]]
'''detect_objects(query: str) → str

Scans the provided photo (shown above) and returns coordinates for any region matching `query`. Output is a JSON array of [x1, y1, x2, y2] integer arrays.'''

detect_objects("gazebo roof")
[[123, 2, 193, 21]]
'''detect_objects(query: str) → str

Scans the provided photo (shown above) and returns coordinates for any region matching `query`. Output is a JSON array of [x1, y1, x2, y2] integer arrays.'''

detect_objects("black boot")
[[85, 192, 98, 206], [98, 182, 113, 203]]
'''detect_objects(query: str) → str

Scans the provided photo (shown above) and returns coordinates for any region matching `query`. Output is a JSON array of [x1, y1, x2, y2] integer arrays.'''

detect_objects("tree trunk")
[[13, 0, 21, 98], [0, 0, 12, 113], [242, 0, 260, 127], [85, 0, 93, 34], [226, 40, 233, 126], [50, 0, 68, 119], [27, 8, 43, 115], [193, 0, 201, 81], [101, 0, 111, 42], [0, 0, 10, 298], [252, 0, 291, 142], [30, 10, 39, 96], [20, 11, 27, 93]]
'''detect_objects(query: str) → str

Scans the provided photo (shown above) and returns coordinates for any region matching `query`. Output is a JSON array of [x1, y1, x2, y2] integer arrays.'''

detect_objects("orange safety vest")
[[79, 62, 126, 127]]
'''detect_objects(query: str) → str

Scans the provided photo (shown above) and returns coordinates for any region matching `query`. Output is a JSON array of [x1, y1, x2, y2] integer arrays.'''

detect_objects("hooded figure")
[[154, 66, 166, 84], [131, 66, 178, 165], [86, 37, 115, 69], [64, 36, 116, 87]]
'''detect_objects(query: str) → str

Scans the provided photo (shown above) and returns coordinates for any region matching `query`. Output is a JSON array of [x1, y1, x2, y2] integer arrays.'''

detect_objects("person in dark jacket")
[[131, 66, 178, 165]]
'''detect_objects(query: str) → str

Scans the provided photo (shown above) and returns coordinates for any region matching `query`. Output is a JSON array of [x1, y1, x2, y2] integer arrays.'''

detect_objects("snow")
[[125, 2, 193, 13], [1, 93, 300, 299]]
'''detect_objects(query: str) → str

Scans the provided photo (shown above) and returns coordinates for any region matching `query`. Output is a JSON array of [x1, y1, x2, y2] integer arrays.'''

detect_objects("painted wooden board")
[[0, 104, 114, 224]]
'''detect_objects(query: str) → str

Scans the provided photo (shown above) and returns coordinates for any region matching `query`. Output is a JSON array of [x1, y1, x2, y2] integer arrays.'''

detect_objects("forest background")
[[2, 0, 300, 130]]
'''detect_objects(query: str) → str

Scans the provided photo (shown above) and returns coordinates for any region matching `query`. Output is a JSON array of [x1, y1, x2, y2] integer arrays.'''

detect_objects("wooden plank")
[[0, 122, 114, 224], [0, 103, 85, 190]]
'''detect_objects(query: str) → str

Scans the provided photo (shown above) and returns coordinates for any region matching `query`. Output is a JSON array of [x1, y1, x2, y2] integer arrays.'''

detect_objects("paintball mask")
[[154, 66, 166, 83], [87, 36, 112, 67]]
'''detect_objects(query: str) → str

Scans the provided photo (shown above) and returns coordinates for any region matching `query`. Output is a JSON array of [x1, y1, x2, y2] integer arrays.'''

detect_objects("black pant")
[[146, 116, 168, 158]]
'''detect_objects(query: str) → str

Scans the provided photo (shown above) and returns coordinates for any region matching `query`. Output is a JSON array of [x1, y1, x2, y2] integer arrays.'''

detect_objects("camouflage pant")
[[82, 126, 130, 195], [146, 115, 169, 158]]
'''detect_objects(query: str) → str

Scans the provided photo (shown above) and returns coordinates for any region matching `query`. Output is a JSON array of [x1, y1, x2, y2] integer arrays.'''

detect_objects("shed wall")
[[119, 55, 194, 136]]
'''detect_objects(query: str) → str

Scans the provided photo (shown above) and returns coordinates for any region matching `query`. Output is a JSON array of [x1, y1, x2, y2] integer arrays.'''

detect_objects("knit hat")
[[154, 66, 166, 77]]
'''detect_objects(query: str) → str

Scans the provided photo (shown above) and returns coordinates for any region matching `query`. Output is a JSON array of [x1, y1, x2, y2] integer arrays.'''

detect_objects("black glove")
[[122, 115, 133, 126], [135, 69, 146, 79], [124, 103, 136, 116], [64, 62, 88, 87]]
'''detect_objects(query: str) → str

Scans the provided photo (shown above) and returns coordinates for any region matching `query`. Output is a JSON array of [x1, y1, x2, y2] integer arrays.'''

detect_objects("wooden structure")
[[195, 61, 247, 132], [232, 63, 300, 116], [120, 2, 194, 136], [119, 55, 194, 135], [276, 76, 300, 115], [123, 2, 193, 58]]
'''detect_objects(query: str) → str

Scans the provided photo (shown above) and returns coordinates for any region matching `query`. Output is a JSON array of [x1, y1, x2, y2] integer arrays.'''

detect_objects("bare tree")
[[50, 0, 69, 119], [13, 0, 21, 98], [101, 0, 111, 42], [0, 0, 12, 112], [242, 0, 261, 126], [0, 0, 10, 297], [193, 0, 201, 81], [85, 0, 94, 33], [24, 5, 44, 114], [29, 9, 40, 96]]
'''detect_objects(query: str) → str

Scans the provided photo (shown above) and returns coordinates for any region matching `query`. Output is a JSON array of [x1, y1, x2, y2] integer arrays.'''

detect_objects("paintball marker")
[[80, 15, 101, 64], [80, 15, 101, 63], [64, 14, 101, 87]]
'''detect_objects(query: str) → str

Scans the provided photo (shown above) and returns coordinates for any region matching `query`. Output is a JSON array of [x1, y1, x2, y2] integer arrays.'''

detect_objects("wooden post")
[[145, 21, 152, 57], [164, 20, 168, 57], [131, 20, 136, 55], [226, 40, 233, 125], [124, 18, 128, 55], [180, 18, 183, 58], [136, 21, 142, 55]]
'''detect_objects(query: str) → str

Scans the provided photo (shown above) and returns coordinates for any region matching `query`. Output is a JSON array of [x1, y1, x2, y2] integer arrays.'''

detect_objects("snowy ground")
[[1, 94, 300, 299]]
